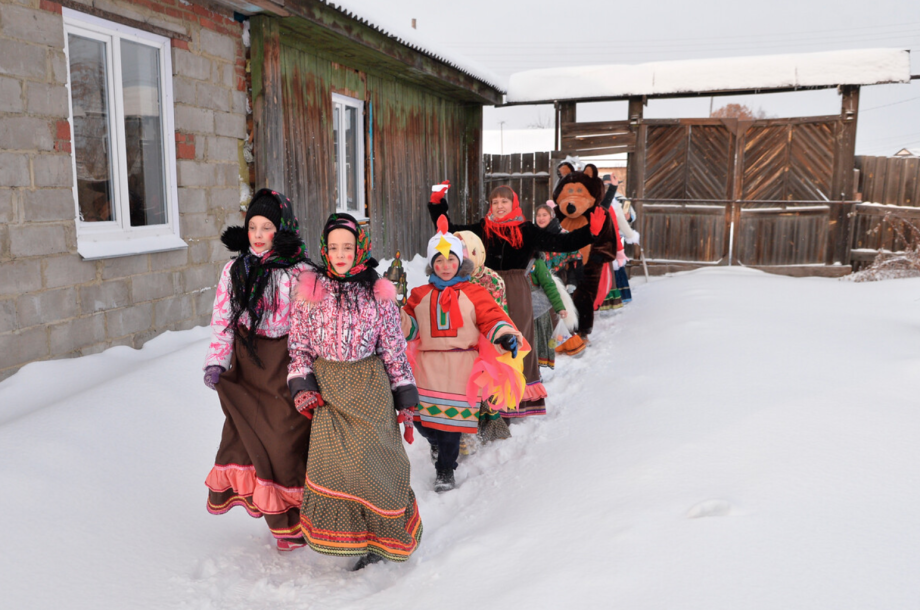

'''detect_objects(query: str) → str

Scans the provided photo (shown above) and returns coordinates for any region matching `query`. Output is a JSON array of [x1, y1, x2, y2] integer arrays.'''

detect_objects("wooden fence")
[[482, 152, 560, 220], [632, 199, 855, 274], [854, 155, 920, 207]]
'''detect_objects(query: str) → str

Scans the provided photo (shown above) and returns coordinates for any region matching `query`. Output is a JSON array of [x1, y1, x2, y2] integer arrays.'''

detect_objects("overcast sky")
[[351, 0, 919, 155]]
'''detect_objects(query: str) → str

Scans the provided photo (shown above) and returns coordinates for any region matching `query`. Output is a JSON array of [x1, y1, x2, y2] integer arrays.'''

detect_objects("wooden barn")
[[233, 1, 504, 257], [503, 49, 913, 276]]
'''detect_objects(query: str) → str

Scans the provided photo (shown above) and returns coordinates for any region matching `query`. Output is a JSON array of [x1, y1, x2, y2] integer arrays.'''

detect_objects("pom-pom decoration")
[[464, 334, 529, 411]]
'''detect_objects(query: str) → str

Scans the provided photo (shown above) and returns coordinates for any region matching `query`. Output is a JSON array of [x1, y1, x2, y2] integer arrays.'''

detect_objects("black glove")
[[289, 373, 319, 398], [495, 334, 518, 358], [392, 384, 420, 411]]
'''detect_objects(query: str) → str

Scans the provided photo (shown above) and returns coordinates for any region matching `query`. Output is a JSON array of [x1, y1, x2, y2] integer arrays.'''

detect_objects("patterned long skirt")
[[534, 308, 556, 369], [301, 356, 422, 562], [498, 269, 547, 418], [615, 266, 632, 303], [205, 333, 312, 541]]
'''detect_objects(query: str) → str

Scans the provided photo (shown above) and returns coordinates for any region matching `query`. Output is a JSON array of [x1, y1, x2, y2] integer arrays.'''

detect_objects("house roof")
[[212, 0, 505, 101], [504, 48, 911, 105], [894, 148, 920, 157], [314, 1, 506, 93]]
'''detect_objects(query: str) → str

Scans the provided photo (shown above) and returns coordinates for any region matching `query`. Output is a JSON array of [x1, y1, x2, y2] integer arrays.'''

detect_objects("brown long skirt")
[[497, 269, 547, 418], [301, 356, 422, 562], [205, 333, 312, 540]]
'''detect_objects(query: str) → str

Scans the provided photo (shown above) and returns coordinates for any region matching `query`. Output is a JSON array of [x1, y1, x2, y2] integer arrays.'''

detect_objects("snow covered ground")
[[2, 266, 919, 609]]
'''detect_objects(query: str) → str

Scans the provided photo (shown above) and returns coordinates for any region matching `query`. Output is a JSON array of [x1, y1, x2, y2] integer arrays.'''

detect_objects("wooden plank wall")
[[741, 119, 837, 201], [635, 200, 851, 267], [849, 156, 920, 268], [559, 120, 636, 156], [855, 156, 920, 206], [850, 204, 920, 264], [637, 202, 728, 263], [266, 23, 482, 259], [482, 152, 553, 221], [734, 203, 831, 266]]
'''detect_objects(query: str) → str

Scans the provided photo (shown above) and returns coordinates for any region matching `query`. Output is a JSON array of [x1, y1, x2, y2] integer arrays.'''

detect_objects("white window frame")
[[331, 92, 366, 219], [63, 8, 185, 260]]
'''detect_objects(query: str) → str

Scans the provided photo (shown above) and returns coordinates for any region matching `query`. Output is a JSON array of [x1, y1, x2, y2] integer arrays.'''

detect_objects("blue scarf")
[[428, 274, 470, 289]]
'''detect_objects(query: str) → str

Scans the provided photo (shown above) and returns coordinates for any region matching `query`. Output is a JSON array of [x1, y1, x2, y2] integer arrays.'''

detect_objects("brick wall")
[[0, 0, 249, 381]]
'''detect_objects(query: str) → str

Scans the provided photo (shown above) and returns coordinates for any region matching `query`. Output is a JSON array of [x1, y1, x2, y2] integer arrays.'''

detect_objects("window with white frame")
[[63, 8, 184, 260], [331, 93, 365, 217]]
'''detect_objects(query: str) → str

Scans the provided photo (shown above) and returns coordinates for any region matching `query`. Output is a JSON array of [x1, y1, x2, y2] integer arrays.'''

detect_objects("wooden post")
[[253, 17, 285, 191], [828, 85, 860, 264], [723, 122, 748, 265], [465, 105, 484, 225], [626, 97, 646, 200], [556, 101, 576, 151]]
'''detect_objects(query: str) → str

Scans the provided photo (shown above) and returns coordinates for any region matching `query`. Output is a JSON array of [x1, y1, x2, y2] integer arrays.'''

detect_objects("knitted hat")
[[222, 188, 304, 255], [427, 215, 464, 265], [245, 191, 283, 230]]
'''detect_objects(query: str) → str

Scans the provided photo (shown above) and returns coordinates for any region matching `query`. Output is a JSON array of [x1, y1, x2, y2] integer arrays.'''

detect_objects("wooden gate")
[[626, 115, 854, 271]]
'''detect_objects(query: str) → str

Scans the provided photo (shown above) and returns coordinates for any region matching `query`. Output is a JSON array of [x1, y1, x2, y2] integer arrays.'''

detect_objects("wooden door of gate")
[[631, 115, 854, 268]]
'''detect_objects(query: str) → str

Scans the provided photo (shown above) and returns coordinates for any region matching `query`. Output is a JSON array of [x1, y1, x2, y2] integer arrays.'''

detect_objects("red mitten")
[[429, 180, 451, 204], [589, 207, 606, 236], [294, 391, 324, 419], [397, 410, 415, 444]]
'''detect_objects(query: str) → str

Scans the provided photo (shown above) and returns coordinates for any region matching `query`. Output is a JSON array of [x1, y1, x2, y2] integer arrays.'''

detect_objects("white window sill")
[[77, 234, 188, 261]]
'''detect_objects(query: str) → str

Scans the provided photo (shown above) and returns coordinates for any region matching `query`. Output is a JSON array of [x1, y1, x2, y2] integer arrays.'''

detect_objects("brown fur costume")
[[552, 164, 621, 336]]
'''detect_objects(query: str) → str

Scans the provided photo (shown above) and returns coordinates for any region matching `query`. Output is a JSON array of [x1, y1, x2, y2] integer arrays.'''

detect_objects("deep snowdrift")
[[1, 267, 918, 609]]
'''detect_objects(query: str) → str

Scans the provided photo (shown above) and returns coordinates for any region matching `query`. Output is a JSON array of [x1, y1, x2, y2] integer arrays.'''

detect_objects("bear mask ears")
[[583, 164, 598, 179]]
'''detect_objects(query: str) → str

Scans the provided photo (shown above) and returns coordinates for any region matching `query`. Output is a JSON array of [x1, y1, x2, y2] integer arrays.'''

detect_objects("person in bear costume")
[[553, 164, 626, 346]]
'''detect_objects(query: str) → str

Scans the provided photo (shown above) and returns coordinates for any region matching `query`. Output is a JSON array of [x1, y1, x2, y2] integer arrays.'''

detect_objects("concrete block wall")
[[0, 0, 249, 381]]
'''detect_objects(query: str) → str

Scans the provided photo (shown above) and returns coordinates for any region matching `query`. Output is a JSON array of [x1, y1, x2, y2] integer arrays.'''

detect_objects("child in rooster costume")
[[402, 216, 526, 492]]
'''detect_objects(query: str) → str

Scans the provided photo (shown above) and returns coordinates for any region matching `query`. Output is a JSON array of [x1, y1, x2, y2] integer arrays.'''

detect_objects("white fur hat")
[[427, 215, 464, 265]]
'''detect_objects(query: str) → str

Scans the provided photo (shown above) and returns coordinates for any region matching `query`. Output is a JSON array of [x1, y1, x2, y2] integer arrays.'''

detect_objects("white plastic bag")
[[548, 318, 572, 350]]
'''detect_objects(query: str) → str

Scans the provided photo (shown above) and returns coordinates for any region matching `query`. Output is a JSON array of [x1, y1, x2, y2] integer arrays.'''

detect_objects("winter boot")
[[350, 553, 385, 571], [434, 469, 456, 493], [276, 536, 307, 552]]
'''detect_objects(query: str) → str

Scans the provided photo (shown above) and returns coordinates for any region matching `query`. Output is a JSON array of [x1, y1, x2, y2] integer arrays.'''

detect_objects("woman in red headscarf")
[[428, 182, 605, 418]]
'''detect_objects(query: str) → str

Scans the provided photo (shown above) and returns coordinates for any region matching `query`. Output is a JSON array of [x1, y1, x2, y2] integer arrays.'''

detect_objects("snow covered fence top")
[[317, 1, 507, 93], [505, 49, 910, 104]]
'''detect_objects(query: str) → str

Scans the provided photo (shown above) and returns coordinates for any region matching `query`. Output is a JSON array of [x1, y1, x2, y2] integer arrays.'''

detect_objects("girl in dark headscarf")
[[202, 189, 313, 552], [287, 213, 422, 571]]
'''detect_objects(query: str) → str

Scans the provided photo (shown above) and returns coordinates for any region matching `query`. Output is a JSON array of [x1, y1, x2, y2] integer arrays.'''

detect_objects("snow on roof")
[[317, 1, 507, 93], [894, 148, 920, 157], [506, 49, 911, 104]]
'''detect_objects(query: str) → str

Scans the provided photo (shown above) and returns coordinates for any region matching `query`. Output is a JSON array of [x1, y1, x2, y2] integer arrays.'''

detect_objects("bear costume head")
[[552, 163, 615, 263], [553, 163, 605, 221]]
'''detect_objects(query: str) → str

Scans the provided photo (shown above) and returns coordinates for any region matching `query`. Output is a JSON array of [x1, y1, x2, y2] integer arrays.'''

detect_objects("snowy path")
[[1, 268, 919, 609]]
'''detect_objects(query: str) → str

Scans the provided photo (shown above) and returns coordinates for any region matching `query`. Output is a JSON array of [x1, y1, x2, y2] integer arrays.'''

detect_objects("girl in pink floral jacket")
[[287, 213, 422, 572], [201, 189, 313, 552]]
